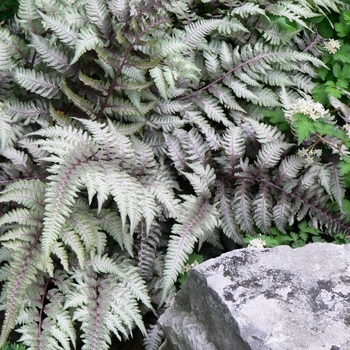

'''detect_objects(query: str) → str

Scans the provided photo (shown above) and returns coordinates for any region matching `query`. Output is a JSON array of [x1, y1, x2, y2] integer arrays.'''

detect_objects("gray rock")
[[159, 243, 350, 350]]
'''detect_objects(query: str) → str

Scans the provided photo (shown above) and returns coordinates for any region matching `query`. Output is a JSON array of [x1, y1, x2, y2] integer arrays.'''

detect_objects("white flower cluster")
[[285, 98, 326, 123], [298, 147, 322, 164], [181, 260, 199, 274], [324, 39, 341, 54], [248, 238, 266, 249], [343, 124, 350, 138]]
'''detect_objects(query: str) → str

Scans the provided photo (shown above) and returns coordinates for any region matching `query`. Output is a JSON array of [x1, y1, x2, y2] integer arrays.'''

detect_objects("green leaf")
[[336, 79, 348, 89], [325, 81, 343, 99], [316, 67, 330, 81], [312, 85, 329, 105], [299, 231, 308, 241], [339, 156, 350, 175], [317, 17, 335, 38], [332, 63, 341, 78], [341, 63, 350, 77], [333, 44, 350, 64], [342, 199, 350, 216], [335, 22, 350, 37], [273, 16, 302, 33], [262, 109, 290, 131], [313, 122, 337, 137], [293, 114, 315, 144]]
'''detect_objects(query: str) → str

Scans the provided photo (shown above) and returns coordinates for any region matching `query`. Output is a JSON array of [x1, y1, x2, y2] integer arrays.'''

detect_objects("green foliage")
[[0, 342, 26, 350], [0, 0, 350, 349], [0, 0, 18, 22], [244, 221, 327, 248], [177, 253, 204, 288], [313, 10, 350, 106]]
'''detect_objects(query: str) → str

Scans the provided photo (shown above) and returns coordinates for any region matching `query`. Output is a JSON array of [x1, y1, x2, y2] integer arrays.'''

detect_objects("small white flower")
[[248, 238, 266, 249], [313, 149, 322, 157], [284, 98, 326, 124], [343, 124, 350, 137], [298, 148, 308, 157], [181, 260, 199, 274], [297, 147, 322, 164], [324, 39, 341, 54], [305, 155, 314, 164]]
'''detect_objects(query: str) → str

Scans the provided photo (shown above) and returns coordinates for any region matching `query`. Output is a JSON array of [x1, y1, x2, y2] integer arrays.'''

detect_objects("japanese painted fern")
[[0, 0, 349, 349]]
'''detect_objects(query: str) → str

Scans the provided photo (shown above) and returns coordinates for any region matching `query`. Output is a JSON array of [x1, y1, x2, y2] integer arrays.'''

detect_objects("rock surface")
[[158, 243, 350, 350]]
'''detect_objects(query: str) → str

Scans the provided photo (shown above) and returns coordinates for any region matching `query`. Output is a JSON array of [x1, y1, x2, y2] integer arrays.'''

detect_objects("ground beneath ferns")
[[110, 328, 144, 350]]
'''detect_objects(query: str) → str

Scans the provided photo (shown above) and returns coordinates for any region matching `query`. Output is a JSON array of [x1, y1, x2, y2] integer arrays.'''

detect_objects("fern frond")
[[151, 38, 190, 58], [161, 197, 218, 302], [14, 68, 61, 99], [31, 34, 72, 73], [0, 241, 42, 347], [149, 66, 169, 101], [104, 97, 144, 118], [233, 179, 254, 234], [224, 76, 258, 101], [86, 253, 152, 308], [85, 0, 112, 39], [141, 176, 180, 219], [0, 148, 34, 176], [108, 0, 130, 22], [0, 105, 13, 150], [276, 154, 305, 185], [217, 180, 243, 244], [0, 41, 14, 71], [0, 179, 45, 210], [71, 26, 103, 65], [260, 21, 300, 46], [121, 65, 147, 83], [79, 71, 110, 95], [194, 94, 233, 126], [318, 164, 332, 196], [184, 110, 221, 150], [38, 11, 78, 48], [164, 133, 188, 171], [143, 323, 164, 350], [291, 72, 316, 94], [66, 269, 145, 350], [94, 208, 133, 254], [203, 50, 224, 79], [61, 81, 99, 118], [5, 100, 49, 126], [130, 135, 157, 175], [149, 114, 184, 132], [273, 192, 292, 234], [179, 128, 210, 166], [0, 27, 29, 65], [17, 277, 76, 350], [330, 161, 345, 211], [256, 141, 292, 170], [17, 0, 41, 32], [183, 19, 224, 47], [252, 184, 273, 234], [221, 126, 246, 168], [137, 221, 161, 280], [181, 164, 216, 199], [246, 118, 285, 144], [220, 41, 233, 71], [208, 84, 246, 112], [231, 3, 266, 18]]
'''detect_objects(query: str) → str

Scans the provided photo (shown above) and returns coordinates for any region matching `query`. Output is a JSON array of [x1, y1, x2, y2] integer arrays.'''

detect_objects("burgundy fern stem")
[[176, 51, 287, 101], [96, 17, 171, 119]]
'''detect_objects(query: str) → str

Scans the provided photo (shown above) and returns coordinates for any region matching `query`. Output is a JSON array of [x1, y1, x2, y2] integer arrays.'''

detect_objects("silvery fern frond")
[[14, 68, 61, 99]]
